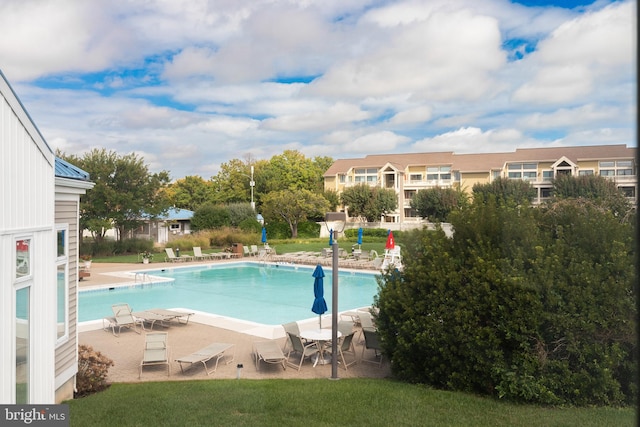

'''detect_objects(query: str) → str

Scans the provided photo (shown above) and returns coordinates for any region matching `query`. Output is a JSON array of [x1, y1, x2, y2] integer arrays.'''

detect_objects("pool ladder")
[[134, 272, 151, 284]]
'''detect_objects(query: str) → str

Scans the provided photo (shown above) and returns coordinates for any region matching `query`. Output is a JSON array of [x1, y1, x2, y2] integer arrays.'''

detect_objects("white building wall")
[[0, 74, 56, 403]]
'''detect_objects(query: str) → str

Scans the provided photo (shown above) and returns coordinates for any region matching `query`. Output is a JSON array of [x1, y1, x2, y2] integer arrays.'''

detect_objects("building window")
[[578, 170, 594, 176], [620, 186, 636, 198], [404, 190, 416, 200], [16, 239, 31, 279], [508, 163, 537, 180], [16, 285, 29, 403], [354, 168, 378, 185], [542, 170, 554, 181], [540, 187, 553, 198], [170, 223, 180, 231], [338, 174, 345, 183], [426, 166, 451, 182], [409, 174, 422, 182], [56, 225, 69, 342], [599, 160, 633, 177]]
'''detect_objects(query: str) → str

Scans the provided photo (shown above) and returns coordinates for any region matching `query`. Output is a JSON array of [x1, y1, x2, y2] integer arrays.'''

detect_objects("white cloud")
[[513, 1, 635, 104], [413, 127, 526, 153], [260, 102, 371, 131], [517, 103, 630, 130], [344, 131, 411, 153], [389, 106, 432, 125]]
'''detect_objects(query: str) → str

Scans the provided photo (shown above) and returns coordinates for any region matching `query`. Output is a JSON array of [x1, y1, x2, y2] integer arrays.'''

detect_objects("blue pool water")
[[79, 263, 379, 325]]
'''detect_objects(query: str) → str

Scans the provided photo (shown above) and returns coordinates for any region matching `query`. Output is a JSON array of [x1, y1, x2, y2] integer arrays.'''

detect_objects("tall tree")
[[167, 175, 215, 211], [552, 174, 632, 220], [261, 189, 330, 238], [211, 158, 253, 203], [60, 149, 170, 241], [411, 187, 469, 222], [472, 177, 536, 206], [340, 184, 398, 221]]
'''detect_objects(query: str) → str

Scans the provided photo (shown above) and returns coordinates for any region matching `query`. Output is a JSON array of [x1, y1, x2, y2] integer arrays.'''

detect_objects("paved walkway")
[[79, 261, 391, 383]]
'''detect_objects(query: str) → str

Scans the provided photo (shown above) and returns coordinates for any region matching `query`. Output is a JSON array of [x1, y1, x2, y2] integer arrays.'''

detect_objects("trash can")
[[232, 243, 243, 256]]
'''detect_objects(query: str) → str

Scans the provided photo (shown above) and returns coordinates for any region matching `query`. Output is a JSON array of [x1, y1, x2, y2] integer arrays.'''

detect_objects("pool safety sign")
[[1, 405, 68, 426]]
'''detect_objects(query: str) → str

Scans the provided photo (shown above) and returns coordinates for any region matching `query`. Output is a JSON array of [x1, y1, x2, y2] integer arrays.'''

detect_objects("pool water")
[[79, 263, 379, 325]]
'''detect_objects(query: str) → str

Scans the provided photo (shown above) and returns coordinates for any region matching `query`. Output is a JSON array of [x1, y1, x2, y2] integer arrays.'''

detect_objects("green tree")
[[211, 159, 254, 204], [227, 202, 256, 226], [60, 149, 170, 242], [374, 196, 636, 406], [472, 177, 536, 206], [410, 187, 469, 222], [167, 176, 215, 211], [261, 189, 330, 238], [552, 174, 632, 220], [191, 204, 232, 231], [261, 150, 330, 193], [341, 184, 398, 221]]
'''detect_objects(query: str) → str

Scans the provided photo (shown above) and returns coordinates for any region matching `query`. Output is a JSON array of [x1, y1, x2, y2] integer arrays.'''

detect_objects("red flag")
[[385, 231, 395, 250]]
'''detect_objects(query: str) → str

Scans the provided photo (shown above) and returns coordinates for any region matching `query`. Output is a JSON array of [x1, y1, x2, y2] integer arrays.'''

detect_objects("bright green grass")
[[67, 379, 635, 427], [92, 240, 388, 264]]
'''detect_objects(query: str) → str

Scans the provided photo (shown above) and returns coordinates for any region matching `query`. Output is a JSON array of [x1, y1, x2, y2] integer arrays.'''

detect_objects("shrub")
[[75, 345, 114, 398]]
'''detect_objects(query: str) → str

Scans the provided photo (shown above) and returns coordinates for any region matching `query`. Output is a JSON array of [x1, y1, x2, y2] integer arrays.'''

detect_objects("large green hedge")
[[374, 197, 636, 406]]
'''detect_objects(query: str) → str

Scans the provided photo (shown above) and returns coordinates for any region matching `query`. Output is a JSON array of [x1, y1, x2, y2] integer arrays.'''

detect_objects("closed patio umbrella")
[[311, 264, 328, 328], [328, 229, 333, 246], [357, 228, 363, 248], [385, 230, 395, 250], [261, 227, 267, 244]]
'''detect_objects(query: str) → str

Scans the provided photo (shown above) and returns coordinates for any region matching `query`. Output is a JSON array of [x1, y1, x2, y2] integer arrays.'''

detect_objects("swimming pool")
[[79, 263, 379, 325]]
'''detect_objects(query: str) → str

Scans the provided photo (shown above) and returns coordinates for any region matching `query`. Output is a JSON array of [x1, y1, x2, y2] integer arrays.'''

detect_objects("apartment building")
[[323, 144, 636, 223]]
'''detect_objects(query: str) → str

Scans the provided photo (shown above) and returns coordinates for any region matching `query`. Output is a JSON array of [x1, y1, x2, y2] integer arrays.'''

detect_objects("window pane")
[[523, 163, 537, 170], [617, 160, 633, 167], [508, 172, 522, 178], [600, 170, 615, 176], [57, 230, 66, 257], [441, 174, 451, 180], [16, 240, 30, 278], [57, 265, 67, 340], [440, 166, 451, 172], [16, 287, 29, 404], [508, 163, 522, 170], [427, 167, 439, 172], [600, 161, 615, 167], [354, 168, 365, 174], [366, 168, 378, 174]]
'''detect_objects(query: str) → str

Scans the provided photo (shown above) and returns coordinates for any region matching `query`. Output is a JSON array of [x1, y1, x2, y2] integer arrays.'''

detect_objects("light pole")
[[325, 212, 346, 379], [250, 166, 255, 210]]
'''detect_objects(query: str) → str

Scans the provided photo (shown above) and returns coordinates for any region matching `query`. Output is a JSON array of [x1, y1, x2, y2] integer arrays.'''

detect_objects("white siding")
[[0, 75, 56, 403]]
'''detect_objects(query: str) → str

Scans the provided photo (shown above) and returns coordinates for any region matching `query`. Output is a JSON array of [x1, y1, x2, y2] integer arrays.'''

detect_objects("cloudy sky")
[[1, 0, 635, 180]]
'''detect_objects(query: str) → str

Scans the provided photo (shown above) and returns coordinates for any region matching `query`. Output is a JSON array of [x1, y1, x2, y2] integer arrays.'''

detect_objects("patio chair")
[[164, 248, 193, 262], [254, 340, 287, 371], [250, 245, 259, 256], [286, 332, 320, 371], [139, 332, 170, 378], [243, 246, 251, 257], [361, 328, 384, 367], [282, 322, 312, 352], [107, 303, 142, 336], [193, 246, 213, 261], [328, 330, 358, 370], [175, 343, 234, 375]]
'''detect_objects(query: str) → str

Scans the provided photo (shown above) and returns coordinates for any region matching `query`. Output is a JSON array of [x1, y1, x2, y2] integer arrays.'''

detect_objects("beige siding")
[[55, 201, 78, 378]]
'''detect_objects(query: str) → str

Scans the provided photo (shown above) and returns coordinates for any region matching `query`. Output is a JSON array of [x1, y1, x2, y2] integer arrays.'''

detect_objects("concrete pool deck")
[[78, 261, 391, 382]]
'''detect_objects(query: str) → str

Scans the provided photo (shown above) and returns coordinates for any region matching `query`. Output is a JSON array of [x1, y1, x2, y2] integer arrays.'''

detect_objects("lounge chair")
[[328, 330, 358, 370], [282, 322, 312, 352], [250, 245, 259, 256], [286, 332, 320, 371], [131, 310, 170, 331], [193, 246, 213, 261], [243, 246, 251, 257], [106, 303, 142, 336], [254, 340, 287, 371], [139, 332, 170, 378], [361, 328, 384, 367], [146, 308, 193, 325], [164, 248, 193, 262], [175, 343, 234, 375]]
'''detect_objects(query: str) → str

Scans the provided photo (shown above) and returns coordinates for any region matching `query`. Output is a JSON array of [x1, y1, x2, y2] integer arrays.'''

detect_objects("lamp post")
[[325, 212, 346, 379], [250, 166, 255, 210]]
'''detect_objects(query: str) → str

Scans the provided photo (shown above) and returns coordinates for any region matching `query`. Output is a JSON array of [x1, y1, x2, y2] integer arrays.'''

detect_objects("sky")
[[0, 0, 636, 181]]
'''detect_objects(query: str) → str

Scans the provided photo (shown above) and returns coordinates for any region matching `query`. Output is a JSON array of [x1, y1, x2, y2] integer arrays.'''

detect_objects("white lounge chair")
[[175, 343, 234, 375], [193, 246, 213, 261], [139, 332, 170, 378], [254, 340, 287, 371], [105, 303, 142, 336], [164, 248, 193, 262]]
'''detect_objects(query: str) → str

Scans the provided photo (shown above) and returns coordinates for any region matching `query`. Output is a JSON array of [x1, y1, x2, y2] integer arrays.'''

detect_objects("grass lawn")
[[67, 378, 635, 427], [92, 239, 389, 264]]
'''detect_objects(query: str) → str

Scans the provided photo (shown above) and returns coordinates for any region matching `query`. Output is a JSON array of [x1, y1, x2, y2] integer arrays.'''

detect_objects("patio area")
[[79, 262, 391, 383]]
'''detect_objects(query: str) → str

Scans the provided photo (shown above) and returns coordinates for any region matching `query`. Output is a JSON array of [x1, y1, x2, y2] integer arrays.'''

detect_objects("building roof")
[[324, 145, 636, 176], [158, 207, 194, 221], [55, 157, 91, 181]]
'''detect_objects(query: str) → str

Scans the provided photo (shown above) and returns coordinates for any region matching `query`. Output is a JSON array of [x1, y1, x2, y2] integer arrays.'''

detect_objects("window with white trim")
[[56, 226, 69, 342], [426, 166, 451, 181], [599, 160, 634, 177], [507, 163, 537, 180], [354, 168, 378, 184]]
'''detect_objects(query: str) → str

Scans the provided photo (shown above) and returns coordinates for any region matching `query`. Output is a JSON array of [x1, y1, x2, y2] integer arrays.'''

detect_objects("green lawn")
[[67, 379, 635, 427]]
